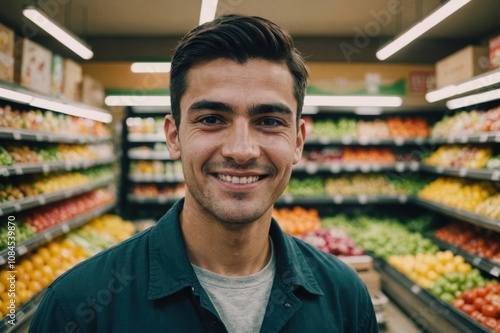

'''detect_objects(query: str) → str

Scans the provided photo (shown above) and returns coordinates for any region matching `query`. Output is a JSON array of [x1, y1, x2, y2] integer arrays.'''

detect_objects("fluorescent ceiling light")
[[446, 88, 500, 110], [376, 0, 471, 61], [0, 87, 33, 104], [131, 62, 171, 73], [105, 95, 171, 107], [23, 6, 94, 60], [354, 107, 383, 115], [426, 68, 500, 102], [30, 97, 112, 123], [303, 95, 402, 107], [301, 106, 319, 114], [199, 0, 218, 25]]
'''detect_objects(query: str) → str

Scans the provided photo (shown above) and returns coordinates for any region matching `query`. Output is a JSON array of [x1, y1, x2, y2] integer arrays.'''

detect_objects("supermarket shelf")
[[293, 162, 420, 174], [430, 236, 500, 278], [0, 127, 112, 144], [0, 157, 116, 177], [127, 133, 165, 142], [0, 290, 45, 333], [0, 177, 114, 217], [127, 194, 182, 204], [127, 150, 171, 160], [430, 131, 500, 145], [305, 136, 428, 146], [128, 174, 184, 183], [374, 259, 490, 333], [412, 197, 500, 232], [277, 194, 409, 205], [420, 164, 500, 181], [0, 201, 116, 264]]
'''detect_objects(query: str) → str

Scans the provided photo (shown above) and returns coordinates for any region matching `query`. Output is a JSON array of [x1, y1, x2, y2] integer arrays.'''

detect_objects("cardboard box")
[[63, 58, 82, 101], [14, 38, 52, 94], [51, 54, 64, 96], [435, 45, 489, 88], [339, 255, 373, 272], [0, 23, 14, 82], [82, 75, 104, 107], [357, 269, 381, 295], [489, 35, 500, 69]]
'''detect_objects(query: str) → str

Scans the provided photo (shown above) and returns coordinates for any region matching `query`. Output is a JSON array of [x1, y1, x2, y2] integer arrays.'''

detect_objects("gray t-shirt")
[[192, 239, 276, 333]]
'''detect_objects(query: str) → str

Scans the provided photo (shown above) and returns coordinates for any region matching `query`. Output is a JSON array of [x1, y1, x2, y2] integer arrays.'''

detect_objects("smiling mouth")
[[216, 174, 264, 184]]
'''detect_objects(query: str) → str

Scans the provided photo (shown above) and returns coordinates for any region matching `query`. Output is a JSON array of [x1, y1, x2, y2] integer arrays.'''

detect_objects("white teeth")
[[218, 174, 259, 184]]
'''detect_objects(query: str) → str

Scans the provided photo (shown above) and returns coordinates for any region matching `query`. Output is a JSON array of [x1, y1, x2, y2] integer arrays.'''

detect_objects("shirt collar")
[[147, 199, 323, 300]]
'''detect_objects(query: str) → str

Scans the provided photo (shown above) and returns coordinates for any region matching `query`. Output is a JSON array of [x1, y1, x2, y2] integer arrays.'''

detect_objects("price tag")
[[61, 224, 70, 233], [333, 195, 343, 204], [372, 164, 381, 172], [460, 136, 468, 143], [414, 137, 425, 145], [330, 163, 341, 174], [0, 208, 3, 216], [64, 191, 72, 198], [35, 133, 43, 141], [472, 257, 482, 266], [318, 137, 330, 145], [436, 166, 444, 173], [358, 137, 369, 145], [458, 168, 468, 177], [394, 137, 404, 146], [12, 131, 21, 140], [411, 284, 421, 295], [410, 162, 420, 171], [283, 194, 294, 204], [360, 164, 371, 173], [14, 203, 21, 212], [42, 163, 50, 174], [492, 170, 500, 181], [495, 134, 500, 142], [0, 167, 8, 177], [14, 166, 24, 175], [305, 164, 318, 175], [358, 194, 368, 204], [490, 266, 500, 277], [65, 161, 72, 171], [398, 195, 408, 203], [447, 136, 455, 144], [44, 232, 53, 242], [479, 133, 489, 143], [17, 245, 27, 256], [395, 162, 405, 172], [37, 196, 46, 205], [341, 136, 352, 145], [345, 163, 357, 172], [0, 257, 5, 265]]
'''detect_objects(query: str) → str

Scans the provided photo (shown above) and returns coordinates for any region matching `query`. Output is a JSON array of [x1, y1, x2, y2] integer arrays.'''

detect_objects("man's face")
[[165, 58, 306, 226]]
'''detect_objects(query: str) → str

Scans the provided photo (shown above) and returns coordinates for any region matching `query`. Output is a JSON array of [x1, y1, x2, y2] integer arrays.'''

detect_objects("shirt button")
[[284, 303, 291, 309]]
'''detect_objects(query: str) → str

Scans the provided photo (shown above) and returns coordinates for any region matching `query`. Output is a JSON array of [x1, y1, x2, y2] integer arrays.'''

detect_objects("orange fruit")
[[19, 260, 34, 273], [28, 281, 43, 294], [30, 269, 43, 281], [37, 247, 51, 263], [30, 254, 45, 269], [46, 257, 61, 271], [0, 282, 5, 294], [16, 280, 27, 292], [48, 242, 62, 256]]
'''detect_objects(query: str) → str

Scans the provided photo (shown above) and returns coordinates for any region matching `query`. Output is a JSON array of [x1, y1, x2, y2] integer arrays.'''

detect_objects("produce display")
[[487, 154, 500, 169], [19, 188, 115, 233], [434, 221, 500, 263], [0, 105, 110, 137], [325, 174, 398, 196], [430, 269, 488, 303], [453, 282, 500, 331], [296, 227, 364, 256], [0, 142, 113, 166], [418, 177, 498, 214], [0, 223, 36, 249], [0, 166, 114, 203], [126, 116, 164, 135], [302, 147, 407, 164], [272, 206, 321, 235], [431, 106, 500, 138], [387, 251, 472, 288], [130, 160, 183, 179], [0, 214, 135, 318], [131, 183, 186, 198], [308, 116, 430, 139], [321, 214, 438, 259], [424, 145, 493, 169]]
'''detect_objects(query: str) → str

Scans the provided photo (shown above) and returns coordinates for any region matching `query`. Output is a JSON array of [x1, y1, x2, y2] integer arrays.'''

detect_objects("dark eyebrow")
[[187, 99, 293, 117], [248, 103, 293, 117], [188, 100, 234, 113]]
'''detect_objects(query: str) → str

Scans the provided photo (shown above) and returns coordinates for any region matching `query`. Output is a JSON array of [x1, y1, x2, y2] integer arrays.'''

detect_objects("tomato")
[[484, 317, 498, 330], [476, 287, 488, 298], [482, 304, 499, 318], [451, 299, 465, 308], [461, 304, 476, 315], [474, 297, 487, 311], [462, 290, 474, 304]]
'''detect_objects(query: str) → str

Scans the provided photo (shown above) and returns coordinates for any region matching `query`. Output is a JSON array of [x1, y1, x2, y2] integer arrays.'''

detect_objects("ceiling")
[[1, 0, 500, 63]]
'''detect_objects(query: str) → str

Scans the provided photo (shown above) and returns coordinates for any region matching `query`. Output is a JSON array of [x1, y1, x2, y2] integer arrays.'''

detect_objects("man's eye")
[[260, 118, 284, 127], [200, 116, 221, 125]]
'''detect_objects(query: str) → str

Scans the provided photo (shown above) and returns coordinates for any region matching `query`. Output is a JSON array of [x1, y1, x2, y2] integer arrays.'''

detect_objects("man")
[[29, 14, 378, 332]]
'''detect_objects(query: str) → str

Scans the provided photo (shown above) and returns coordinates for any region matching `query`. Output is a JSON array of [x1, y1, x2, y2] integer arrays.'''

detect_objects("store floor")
[[17, 299, 423, 333]]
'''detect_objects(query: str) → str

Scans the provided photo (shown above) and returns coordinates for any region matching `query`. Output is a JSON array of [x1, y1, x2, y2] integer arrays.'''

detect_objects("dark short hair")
[[169, 14, 309, 129]]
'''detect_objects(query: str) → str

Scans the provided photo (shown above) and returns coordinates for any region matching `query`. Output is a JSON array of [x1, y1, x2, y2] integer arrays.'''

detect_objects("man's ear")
[[164, 115, 181, 160], [293, 118, 306, 165]]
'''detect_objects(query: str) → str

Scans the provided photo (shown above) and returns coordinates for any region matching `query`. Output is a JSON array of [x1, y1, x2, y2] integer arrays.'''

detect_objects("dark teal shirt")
[[29, 199, 378, 333]]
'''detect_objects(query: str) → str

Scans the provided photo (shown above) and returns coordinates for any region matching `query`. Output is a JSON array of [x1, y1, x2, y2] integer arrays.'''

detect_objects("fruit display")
[[131, 183, 186, 198], [424, 145, 493, 169], [326, 174, 397, 196], [0, 145, 14, 166], [302, 147, 419, 165], [0, 214, 135, 318], [20, 188, 115, 232], [487, 154, 500, 169], [322, 214, 438, 259], [0, 105, 110, 137], [0, 223, 36, 249], [386, 116, 429, 138], [431, 106, 500, 138], [474, 194, 500, 219], [387, 251, 473, 288], [130, 160, 183, 179], [126, 116, 164, 134], [453, 282, 500, 331], [429, 269, 488, 303], [357, 119, 391, 140], [310, 118, 357, 138], [272, 206, 321, 235], [434, 221, 500, 263], [0, 166, 114, 203], [296, 227, 364, 256], [418, 177, 498, 213], [286, 177, 325, 196], [342, 147, 397, 164]]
